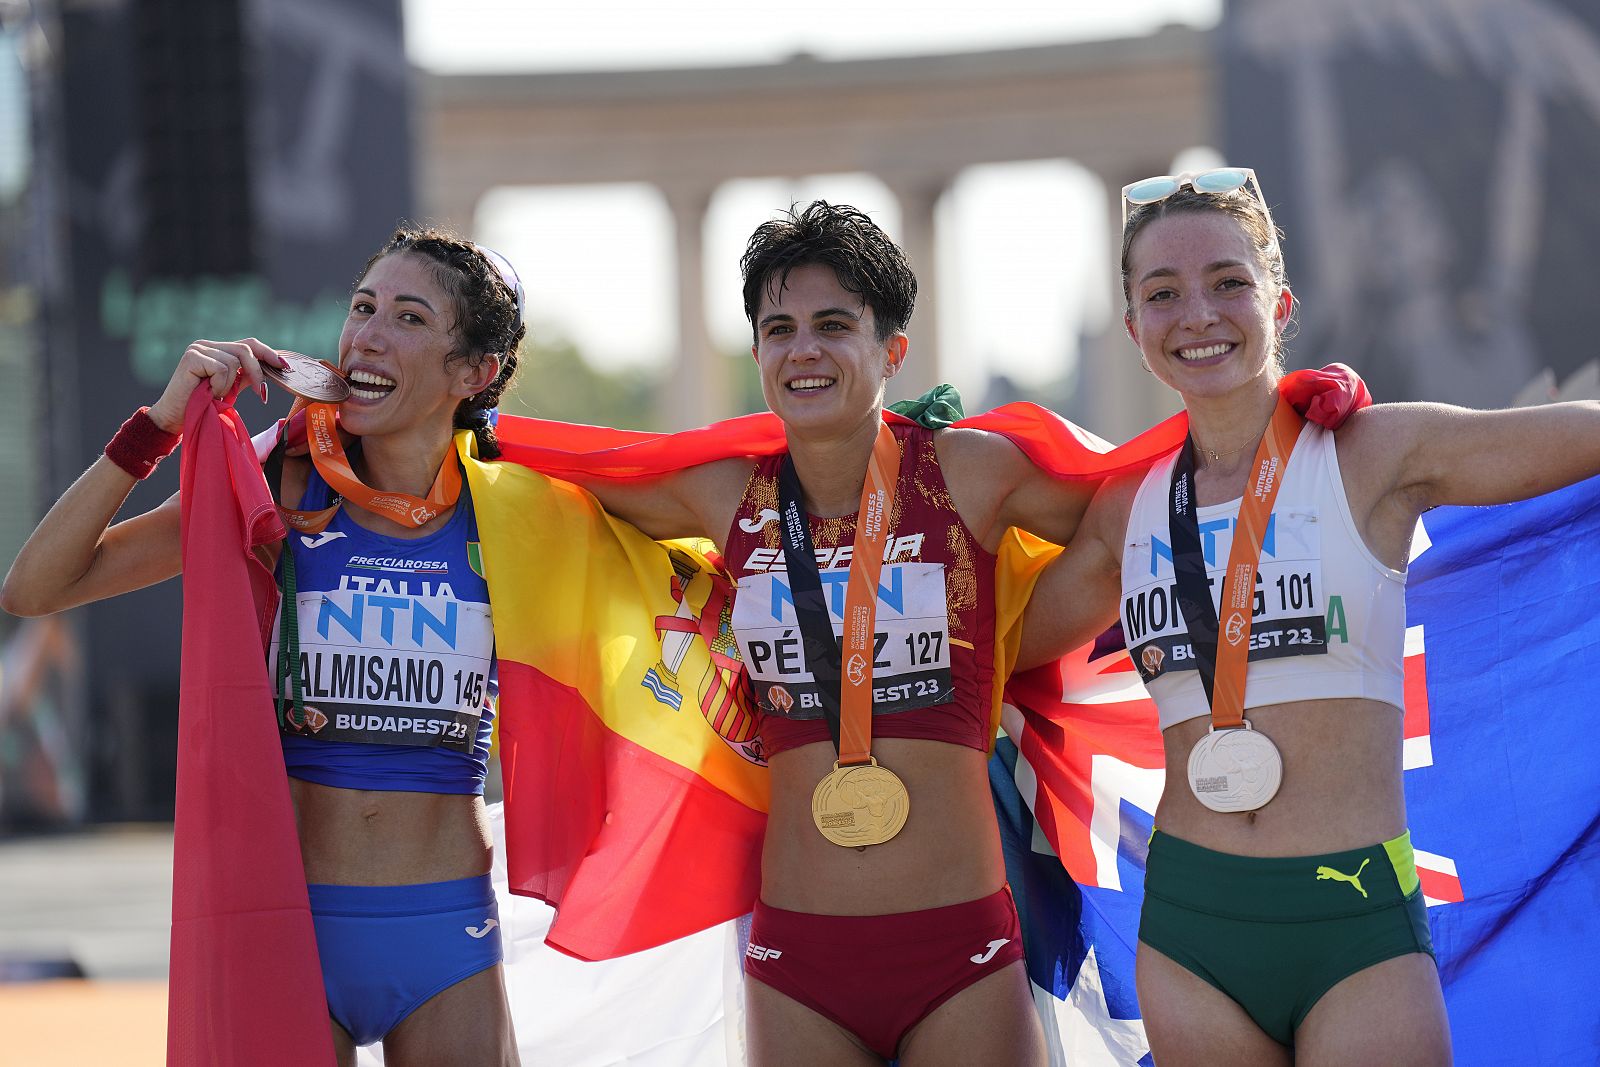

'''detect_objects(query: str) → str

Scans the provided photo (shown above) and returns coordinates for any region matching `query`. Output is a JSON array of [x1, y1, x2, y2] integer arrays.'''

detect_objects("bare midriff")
[[289, 779, 492, 886], [1155, 696, 1406, 856], [760, 735, 1005, 915]]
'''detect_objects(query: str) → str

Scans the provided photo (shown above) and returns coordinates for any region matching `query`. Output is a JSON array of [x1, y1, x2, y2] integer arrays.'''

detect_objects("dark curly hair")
[[359, 226, 526, 458], [740, 201, 917, 344]]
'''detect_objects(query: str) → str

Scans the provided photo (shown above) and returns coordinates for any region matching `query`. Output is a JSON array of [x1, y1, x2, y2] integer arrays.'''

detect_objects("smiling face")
[[752, 262, 907, 433], [1123, 210, 1292, 402], [336, 252, 493, 439]]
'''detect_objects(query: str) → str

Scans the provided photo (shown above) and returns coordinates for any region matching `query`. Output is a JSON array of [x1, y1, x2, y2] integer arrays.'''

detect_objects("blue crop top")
[[269, 460, 497, 795]]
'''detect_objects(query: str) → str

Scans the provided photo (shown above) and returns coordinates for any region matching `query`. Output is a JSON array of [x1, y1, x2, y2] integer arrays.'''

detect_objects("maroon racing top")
[[724, 423, 998, 758]]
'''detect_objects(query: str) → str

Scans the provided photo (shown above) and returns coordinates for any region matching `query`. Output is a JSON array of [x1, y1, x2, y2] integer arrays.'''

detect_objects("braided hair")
[[360, 226, 526, 458]]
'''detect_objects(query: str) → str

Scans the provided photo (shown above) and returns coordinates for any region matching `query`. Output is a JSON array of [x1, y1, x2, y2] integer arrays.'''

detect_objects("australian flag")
[[995, 476, 1600, 1065]]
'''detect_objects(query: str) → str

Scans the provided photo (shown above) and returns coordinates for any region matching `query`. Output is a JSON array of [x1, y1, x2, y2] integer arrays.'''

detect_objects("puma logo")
[[1315, 857, 1371, 898], [299, 530, 348, 549], [970, 938, 1010, 965], [739, 508, 780, 533], [465, 918, 499, 938]]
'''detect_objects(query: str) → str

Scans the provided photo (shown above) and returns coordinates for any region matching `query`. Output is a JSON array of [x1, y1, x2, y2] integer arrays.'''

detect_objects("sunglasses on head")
[[1120, 167, 1280, 256]]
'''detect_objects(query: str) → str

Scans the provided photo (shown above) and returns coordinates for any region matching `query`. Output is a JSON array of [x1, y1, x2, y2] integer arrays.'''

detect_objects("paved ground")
[[0, 826, 174, 1065], [0, 979, 167, 1066], [0, 824, 173, 981]]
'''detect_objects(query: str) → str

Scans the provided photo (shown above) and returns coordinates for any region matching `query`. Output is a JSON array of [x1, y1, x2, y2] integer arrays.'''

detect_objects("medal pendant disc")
[[810, 761, 910, 847], [1186, 724, 1283, 813], [263, 350, 352, 403]]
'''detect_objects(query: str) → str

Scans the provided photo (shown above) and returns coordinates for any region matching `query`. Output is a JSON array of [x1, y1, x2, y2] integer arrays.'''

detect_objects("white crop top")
[[1119, 422, 1406, 731]]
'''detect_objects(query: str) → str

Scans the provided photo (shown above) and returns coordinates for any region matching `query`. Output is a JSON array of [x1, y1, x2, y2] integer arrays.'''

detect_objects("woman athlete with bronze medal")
[[777, 423, 910, 846], [267, 386, 478, 739], [260, 353, 477, 737], [4, 229, 528, 1064], [1170, 396, 1302, 813]]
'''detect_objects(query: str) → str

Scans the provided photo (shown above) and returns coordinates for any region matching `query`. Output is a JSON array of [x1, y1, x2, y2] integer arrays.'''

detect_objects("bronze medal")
[[263, 350, 351, 403], [810, 759, 910, 847]]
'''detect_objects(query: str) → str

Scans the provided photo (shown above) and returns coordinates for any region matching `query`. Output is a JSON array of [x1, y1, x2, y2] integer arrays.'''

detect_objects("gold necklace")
[[1194, 411, 1275, 465]]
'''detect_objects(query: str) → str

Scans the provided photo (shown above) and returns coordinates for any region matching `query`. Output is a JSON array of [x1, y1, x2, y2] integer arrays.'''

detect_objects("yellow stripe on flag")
[[991, 528, 1065, 746], [457, 433, 769, 812]]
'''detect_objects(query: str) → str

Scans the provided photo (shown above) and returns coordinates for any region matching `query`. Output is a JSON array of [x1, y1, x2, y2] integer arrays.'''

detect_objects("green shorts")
[[1139, 829, 1434, 1046]]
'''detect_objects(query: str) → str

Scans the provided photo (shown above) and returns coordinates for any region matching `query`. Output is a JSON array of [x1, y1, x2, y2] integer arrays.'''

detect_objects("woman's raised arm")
[[1, 338, 277, 616]]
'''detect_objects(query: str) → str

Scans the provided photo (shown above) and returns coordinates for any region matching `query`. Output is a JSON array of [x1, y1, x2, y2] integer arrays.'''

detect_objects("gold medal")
[[810, 758, 910, 847]]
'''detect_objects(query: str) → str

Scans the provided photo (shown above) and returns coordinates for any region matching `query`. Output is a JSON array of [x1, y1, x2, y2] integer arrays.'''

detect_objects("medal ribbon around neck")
[[277, 402, 462, 534], [777, 422, 911, 847], [776, 421, 901, 764], [1169, 395, 1305, 728]]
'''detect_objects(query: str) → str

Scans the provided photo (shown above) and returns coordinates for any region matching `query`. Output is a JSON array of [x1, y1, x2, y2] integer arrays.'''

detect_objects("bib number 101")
[[1275, 571, 1315, 612]]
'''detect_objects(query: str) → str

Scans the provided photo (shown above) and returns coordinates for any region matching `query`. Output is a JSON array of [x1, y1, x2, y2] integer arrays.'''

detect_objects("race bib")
[[270, 588, 495, 751], [1124, 507, 1327, 682], [733, 562, 952, 719]]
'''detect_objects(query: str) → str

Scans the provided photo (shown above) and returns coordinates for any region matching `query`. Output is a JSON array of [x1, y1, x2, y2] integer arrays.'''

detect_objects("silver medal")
[[1186, 721, 1283, 813]]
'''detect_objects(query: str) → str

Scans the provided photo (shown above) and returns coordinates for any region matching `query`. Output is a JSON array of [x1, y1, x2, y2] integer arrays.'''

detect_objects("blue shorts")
[[308, 874, 502, 1047]]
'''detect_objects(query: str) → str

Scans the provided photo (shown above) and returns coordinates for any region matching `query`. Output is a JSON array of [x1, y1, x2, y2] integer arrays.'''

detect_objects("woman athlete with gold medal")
[[567, 202, 1076, 1066]]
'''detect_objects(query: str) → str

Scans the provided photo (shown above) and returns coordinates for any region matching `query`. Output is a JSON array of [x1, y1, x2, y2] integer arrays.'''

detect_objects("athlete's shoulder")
[[932, 425, 1032, 487], [1089, 465, 1151, 550], [684, 455, 760, 509]]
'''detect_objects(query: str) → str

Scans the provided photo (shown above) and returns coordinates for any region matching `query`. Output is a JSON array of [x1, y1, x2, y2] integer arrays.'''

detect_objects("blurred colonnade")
[[419, 28, 1211, 436]]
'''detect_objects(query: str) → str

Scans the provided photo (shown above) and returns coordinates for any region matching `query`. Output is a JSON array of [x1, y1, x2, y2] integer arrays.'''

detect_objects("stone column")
[[420, 171, 487, 239], [659, 181, 728, 430], [1078, 163, 1180, 442], [881, 172, 950, 403]]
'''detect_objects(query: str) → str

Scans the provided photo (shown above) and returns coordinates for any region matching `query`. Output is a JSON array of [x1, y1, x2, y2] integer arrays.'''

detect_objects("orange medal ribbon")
[[836, 422, 903, 765], [1206, 396, 1305, 728], [277, 403, 462, 534]]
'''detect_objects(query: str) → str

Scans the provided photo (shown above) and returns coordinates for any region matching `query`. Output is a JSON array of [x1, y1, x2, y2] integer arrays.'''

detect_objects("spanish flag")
[[459, 435, 768, 961]]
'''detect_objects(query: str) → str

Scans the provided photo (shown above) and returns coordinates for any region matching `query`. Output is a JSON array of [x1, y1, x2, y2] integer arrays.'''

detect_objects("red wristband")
[[105, 407, 181, 480]]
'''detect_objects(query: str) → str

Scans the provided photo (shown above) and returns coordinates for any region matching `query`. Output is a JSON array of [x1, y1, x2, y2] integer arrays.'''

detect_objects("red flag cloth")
[[493, 403, 1185, 481], [171, 386, 334, 1066], [494, 367, 1362, 480]]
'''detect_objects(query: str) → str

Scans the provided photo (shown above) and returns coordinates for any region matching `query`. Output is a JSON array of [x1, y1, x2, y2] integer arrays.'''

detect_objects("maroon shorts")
[[742, 886, 1025, 1059]]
